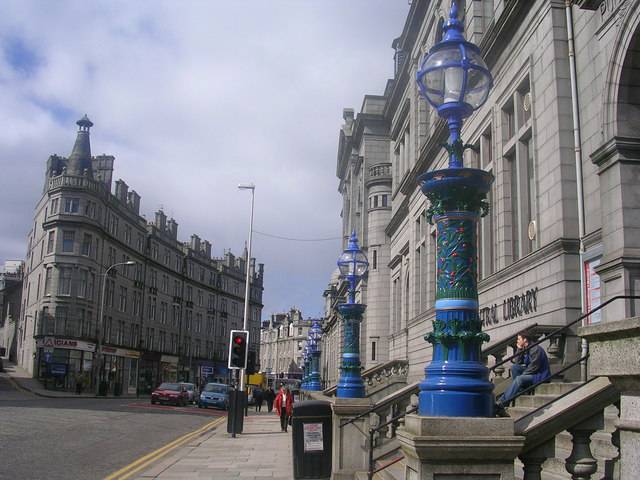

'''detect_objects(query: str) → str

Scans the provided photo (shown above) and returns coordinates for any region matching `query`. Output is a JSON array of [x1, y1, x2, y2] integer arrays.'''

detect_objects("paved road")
[[0, 376, 225, 480]]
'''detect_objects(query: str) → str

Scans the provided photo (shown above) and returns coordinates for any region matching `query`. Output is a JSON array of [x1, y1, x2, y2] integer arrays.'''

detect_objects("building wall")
[[260, 309, 310, 377], [17, 120, 264, 392], [323, 0, 640, 386]]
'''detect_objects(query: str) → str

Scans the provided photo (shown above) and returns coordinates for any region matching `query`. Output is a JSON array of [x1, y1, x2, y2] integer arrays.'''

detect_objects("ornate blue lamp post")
[[415, 1, 494, 417], [301, 343, 310, 390], [336, 231, 368, 398], [306, 318, 323, 391]]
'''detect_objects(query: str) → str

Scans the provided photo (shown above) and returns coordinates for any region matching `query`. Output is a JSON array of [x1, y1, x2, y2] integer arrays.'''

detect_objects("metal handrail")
[[491, 295, 640, 372], [367, 406, 417, 480], [339, 382, 419, 429], [502, 354, 588, 407]]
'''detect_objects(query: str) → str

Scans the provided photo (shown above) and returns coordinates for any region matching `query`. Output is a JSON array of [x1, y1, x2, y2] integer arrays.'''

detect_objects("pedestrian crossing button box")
[[291, 400, 332, 479]]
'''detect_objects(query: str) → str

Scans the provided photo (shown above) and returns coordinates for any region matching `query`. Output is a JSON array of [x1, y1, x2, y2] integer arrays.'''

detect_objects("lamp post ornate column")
[[398, 5, 525, 478], [302, 343, 310, 390], [415, 0, 494, 417], [336, 231, 368, 399], [306, 318, 322, 391]]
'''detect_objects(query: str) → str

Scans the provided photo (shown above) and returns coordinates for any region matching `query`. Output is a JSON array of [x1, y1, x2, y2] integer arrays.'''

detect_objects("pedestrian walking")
[[254, 387, 264, 412], [274, 386, 294, 432], [265, 387, 275, 412]]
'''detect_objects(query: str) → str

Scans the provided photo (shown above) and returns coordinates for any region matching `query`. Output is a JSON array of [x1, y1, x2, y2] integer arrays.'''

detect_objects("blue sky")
[[0, 1, 410, 319]]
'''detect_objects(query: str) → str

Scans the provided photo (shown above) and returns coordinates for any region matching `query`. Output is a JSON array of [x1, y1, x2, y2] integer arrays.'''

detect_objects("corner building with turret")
[[17, 116, 264, 394]]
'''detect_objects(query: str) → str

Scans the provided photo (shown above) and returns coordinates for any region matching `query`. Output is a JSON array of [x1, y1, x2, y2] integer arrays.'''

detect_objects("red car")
[[151, 382, 189, 406]]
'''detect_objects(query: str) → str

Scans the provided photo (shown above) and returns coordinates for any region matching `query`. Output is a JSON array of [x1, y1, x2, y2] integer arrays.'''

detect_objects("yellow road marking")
[[104, 416, 225, 480]]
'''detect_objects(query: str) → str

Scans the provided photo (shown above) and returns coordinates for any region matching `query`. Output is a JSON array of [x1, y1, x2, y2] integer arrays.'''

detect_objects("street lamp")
[[306, 318, 322, 391], [415, 1, 494, 417], [302, 343, 310, 390], [336, 231, 368, 398], [238, 183, 255, 395], [94, 260, 136, 395]]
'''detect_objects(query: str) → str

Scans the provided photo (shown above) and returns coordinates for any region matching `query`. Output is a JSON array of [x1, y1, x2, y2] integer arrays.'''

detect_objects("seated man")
[[496, 332, 550, 415]]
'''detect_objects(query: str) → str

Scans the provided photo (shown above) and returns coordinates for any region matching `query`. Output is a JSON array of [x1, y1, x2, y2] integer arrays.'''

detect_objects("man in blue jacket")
[[496, 332, 550, 415]]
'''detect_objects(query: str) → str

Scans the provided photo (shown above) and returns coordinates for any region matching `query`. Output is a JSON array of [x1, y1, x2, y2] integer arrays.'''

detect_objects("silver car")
[[179, 382, 197, 404]]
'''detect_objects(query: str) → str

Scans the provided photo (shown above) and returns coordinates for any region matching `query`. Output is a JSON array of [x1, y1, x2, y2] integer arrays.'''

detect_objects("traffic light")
[[246, 350, 257, 374], [228, 330, 249, 369]]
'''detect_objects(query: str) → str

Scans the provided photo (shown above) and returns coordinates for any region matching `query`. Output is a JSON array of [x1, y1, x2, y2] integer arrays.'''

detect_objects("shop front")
[[160, 354, 179, 384], [139, 351, 160, 394], [196, 360, 216, 390], [100, 346, 141, 396], [35, 337, 95, 393]]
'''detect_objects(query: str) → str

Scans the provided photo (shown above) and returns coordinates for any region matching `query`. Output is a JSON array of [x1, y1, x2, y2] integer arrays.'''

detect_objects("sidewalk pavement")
[[135, 410, 293, 480], [0, 361, 143, 399]]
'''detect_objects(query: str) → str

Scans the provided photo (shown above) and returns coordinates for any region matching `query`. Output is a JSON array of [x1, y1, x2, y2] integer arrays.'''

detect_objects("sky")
[[0, 1, 410, 320]]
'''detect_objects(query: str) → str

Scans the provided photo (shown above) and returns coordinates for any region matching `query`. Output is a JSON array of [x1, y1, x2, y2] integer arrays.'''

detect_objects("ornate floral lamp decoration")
[[415, 0, 494, 417], [306, 319, 323, 391], [336, 231, 368, 398]]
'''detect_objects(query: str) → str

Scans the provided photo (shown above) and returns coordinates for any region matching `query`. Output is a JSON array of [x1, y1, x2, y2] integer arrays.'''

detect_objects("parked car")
[[180, 382, 197, 404], [151, 382, 189, 406], [198, 383, 229, 410]]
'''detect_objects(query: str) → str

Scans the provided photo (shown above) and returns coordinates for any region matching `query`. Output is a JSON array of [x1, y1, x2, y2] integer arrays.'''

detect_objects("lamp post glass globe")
[[416, 1, 492, 116], [337, 231, 369, 303]]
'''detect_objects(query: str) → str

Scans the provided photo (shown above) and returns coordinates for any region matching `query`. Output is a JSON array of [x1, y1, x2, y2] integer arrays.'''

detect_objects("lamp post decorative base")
[[418, 167, 495, 417], [337, 303, 366, 399], [307, 350, 322, 391]]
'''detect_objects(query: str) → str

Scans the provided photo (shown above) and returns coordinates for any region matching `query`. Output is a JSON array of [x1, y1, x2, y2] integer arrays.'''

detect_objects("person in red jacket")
[[274, 386, 294, 432]]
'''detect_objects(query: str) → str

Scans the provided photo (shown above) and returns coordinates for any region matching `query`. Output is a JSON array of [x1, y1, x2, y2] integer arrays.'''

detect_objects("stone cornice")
[[401, 119, 449, 197], [590, 136, 640, 174], [478, 238, 580, 293], [385, 197, 409, 238]]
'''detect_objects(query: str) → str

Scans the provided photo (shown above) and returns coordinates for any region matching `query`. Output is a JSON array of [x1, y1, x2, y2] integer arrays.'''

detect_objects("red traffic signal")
[[228, 330, 249, 369]]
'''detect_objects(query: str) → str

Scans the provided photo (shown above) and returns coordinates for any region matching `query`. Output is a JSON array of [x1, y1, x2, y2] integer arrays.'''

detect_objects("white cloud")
[[0, 0, 409, 318]]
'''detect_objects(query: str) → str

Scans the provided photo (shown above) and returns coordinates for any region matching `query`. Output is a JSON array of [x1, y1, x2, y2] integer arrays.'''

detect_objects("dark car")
[[198, 383, 229, 410], [151, 382, 189, 406]]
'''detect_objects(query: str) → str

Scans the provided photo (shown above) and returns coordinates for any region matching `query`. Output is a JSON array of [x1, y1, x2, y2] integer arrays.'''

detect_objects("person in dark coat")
[[496, 332, 550, 414], [265, 387, 275, 412], [253, 387, 264, 412], [274, 386, 294, 432]]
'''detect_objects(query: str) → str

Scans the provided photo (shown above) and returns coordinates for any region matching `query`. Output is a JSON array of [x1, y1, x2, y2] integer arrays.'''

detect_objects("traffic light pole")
[[238, 184, 255, 397]]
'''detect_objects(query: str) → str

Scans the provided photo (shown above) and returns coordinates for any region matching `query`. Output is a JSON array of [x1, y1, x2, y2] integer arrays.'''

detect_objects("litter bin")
[[291, 400, 332, 479]]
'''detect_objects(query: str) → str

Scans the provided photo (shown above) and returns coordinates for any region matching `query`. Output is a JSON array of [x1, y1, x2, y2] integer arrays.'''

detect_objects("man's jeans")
[[498, 364, 533, 407]]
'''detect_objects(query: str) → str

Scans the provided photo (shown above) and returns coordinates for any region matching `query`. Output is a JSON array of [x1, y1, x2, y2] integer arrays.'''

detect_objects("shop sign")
[[37, 337, 96, 352], [49, 363, 67, 376], [160, 354, 179, 364], [102, 346, 141, 359], [480, 287, 539, 327], [201, 366, 214, 375]]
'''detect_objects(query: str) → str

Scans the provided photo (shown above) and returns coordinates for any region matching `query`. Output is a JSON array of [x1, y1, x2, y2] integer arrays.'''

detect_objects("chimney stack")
[[167, 218, 178, 239], [190, 234, 201, 252], [115, 179, 129, 203], [155, 210, 167, 231]]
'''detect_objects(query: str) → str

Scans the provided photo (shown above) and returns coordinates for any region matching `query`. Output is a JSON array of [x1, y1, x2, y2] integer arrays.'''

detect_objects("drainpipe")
[[565, 0, 588, 382]]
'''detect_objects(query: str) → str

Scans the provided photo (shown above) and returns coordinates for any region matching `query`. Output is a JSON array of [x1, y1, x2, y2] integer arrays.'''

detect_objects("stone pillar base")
[[331, 397, 372, 480], [397, 415, 525, 480]]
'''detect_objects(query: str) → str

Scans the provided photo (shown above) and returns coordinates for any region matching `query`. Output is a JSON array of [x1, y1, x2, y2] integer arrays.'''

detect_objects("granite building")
[[17, 116, 264, 394], [0, 261, 24, 362], [322, 0, 640, 386], [260, 308, 311, 380]]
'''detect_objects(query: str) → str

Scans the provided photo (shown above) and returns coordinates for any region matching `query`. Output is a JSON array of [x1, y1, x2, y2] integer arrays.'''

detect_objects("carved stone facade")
[[322, 0, 640, 386]]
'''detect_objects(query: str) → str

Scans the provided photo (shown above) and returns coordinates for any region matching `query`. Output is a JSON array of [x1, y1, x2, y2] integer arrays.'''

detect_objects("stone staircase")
[[354, 379, 619, 480]]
